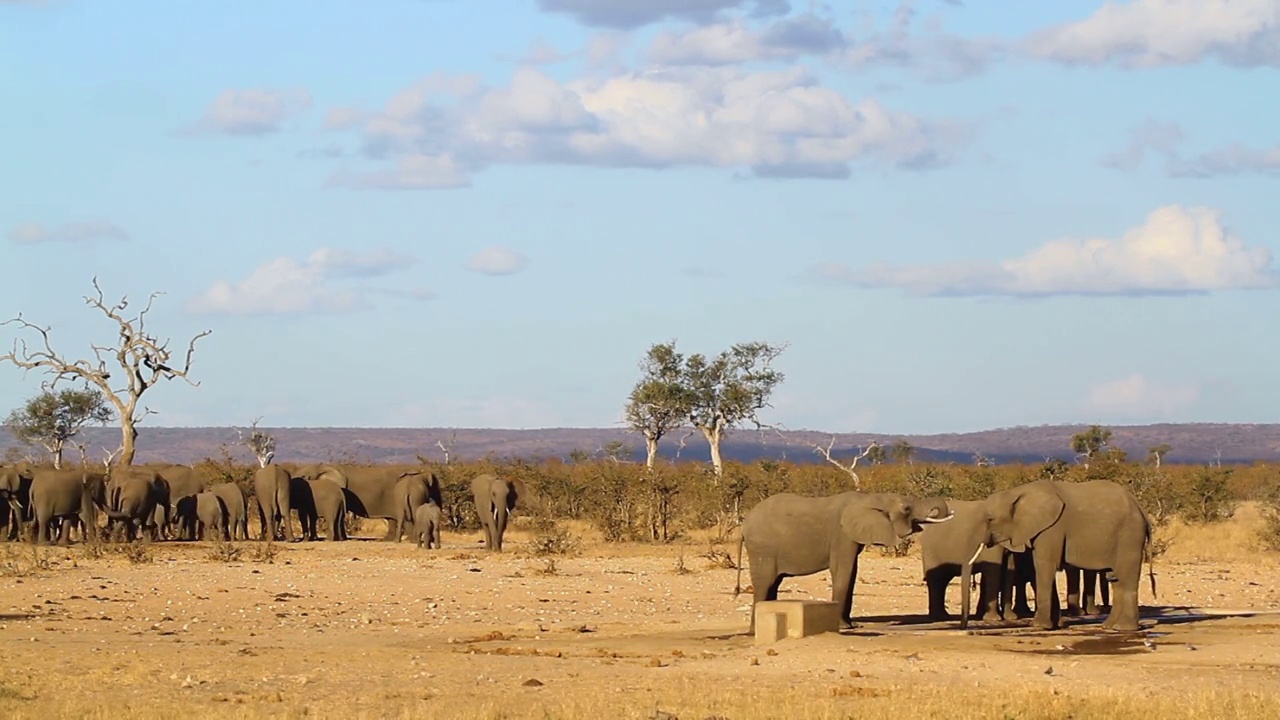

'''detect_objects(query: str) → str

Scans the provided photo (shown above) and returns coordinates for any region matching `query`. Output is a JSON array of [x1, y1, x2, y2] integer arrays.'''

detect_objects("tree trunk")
[[700, 425, 724, 483], [49, 441, 64, 470], [119, 422, 138, 467], [645, 435, 659, 470]]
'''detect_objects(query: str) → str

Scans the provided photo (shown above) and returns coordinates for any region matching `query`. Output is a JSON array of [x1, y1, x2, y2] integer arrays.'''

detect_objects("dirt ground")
[[2, 512, 1280, 720]]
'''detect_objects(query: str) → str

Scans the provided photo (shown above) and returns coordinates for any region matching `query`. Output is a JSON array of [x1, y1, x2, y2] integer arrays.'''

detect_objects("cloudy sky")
[[2, 0, 1277, 434]]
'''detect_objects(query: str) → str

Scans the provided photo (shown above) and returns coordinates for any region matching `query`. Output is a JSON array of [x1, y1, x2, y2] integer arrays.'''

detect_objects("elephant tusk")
[[919, 514, 954, 524], [967, 543, 986, 566]]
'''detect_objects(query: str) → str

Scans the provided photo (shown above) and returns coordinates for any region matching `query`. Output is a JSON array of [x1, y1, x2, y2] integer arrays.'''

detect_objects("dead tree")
[[235, 417, 277, 468], [0, 278, 212, 466], [775, 427, 879, 489]]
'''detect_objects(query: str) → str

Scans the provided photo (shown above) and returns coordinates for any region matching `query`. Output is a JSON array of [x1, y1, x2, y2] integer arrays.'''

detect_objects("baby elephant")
[[177, 492, 229, 541], [413, 502, 442, 549]]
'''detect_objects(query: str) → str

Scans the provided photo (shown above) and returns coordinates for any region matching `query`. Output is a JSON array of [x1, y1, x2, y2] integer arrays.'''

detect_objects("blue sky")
[[1, 0, 1277, 434]]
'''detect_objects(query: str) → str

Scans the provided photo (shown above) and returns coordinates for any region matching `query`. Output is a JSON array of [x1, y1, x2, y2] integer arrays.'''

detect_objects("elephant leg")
[[1064, 565, 1082, 616], [326, 512, 339, 542], [978, 562, 1003, 621], [747, 556, 781, 634], [1101, 554, 1142, 631], [1101, 571, 1112, 609], [1031, 547, 1062, 630], [1083, 570, 1100, 615], [829, 546, 861, 628], [924, 567, 954, 620]]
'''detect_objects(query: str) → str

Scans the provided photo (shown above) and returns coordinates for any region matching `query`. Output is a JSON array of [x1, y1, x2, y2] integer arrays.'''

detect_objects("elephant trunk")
[[960, 542, 985, 630], [494, 503, 508, 552]]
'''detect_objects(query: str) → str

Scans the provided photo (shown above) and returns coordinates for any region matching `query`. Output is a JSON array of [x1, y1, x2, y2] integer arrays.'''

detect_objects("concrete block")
[[754, 600, 841, 645]]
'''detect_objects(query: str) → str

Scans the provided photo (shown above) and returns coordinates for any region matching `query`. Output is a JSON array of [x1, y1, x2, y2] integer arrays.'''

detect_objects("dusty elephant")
[[253, 464, 295, 542], [290, 476, 348, 541], [208, 482, 249, 541], [154, 465, 207, 539], [918, 498, 1033, 622], [176, 492, 229, 541], [0, 463, 35, 541], [961, 479, 1154, 631], [294, 465, 440, 541], [105, 469, 170, 542], [413, 502, 442, 549], [470, 474, 524, 552], [735, 491, 953, 632], [1065, 565, 1112, 615], [28, 469, 109, 545]]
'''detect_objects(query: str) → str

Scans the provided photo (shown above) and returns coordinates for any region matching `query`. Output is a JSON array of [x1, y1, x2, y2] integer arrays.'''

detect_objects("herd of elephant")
[[737, 478, 1157, 633], [4, 459, 1157, 634], [0, 462, 525, 553]]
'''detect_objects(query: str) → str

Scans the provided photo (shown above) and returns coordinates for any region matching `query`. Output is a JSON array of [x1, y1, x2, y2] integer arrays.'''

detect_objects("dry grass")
[[1161, 502, 1272, 563]]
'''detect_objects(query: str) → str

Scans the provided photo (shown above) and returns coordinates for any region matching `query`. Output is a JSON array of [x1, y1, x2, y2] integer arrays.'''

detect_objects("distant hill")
[[4, 423, 1278, 466]]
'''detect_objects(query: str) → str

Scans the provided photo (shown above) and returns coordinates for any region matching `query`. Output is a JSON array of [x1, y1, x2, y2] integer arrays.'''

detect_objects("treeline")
[[184, 450, 1280, 549]]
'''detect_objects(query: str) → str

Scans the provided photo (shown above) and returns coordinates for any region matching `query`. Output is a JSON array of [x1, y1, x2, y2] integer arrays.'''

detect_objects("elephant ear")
[[316, 465, 348, 489], [839, 504, 898, 548], [1009, 488, 1064, 551]]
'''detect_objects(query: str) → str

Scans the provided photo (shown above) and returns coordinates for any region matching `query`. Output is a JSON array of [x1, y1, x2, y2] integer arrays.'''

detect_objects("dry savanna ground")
[[2, 506, 1280, 719]]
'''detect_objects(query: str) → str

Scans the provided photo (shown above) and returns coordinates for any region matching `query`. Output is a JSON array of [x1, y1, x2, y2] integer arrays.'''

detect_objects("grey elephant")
[[176, 492, 228, 541], [413, 502, 442, 549], [208, 482, 249, 541], [735, 491, 953, 631], [29, 468, 109, 545], [289, 476, 348, 541], [470, 473, 524, 552], [0, 463, 35, 541], [105, 469, 170, 542], [919, 499, 1033, 622], [1065, 565, 1111, 615], [154, 465, 207, 539], [253, 464, 296, 542], [294, 465, 441, 541], [961, 479, 1154, 631]]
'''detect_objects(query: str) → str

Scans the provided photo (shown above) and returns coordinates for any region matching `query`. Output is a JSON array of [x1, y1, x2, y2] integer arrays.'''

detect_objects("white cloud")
[[189, 87, 313, 135], [465, 247, 528, 276], [1084, 374, 1200, 420], [187, 247, 419, 316], [9, 219, 129, 244], [330, 65, 968, 187], [821, 205, 1279, 297], [1171, 142, 1280, 177], [648, 13, 848, 65], [1028, 0, 1280, 68]]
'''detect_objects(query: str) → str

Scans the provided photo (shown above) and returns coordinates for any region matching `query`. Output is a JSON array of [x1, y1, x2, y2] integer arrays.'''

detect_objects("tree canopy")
[[4, 386, 114, 468]]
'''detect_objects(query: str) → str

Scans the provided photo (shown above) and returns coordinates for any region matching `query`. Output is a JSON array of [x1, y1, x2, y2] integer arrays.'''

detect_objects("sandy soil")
[[2, 522, 1280, 719]]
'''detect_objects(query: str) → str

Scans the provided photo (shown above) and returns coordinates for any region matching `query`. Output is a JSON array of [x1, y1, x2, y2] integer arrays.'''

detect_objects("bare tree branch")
[[1, 277, 212, 465], [234, 417, 277, 468]]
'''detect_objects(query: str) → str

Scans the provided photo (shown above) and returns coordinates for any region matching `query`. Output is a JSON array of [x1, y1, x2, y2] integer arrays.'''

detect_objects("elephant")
[[177, 492, 229, 541], [413, 502, 442, 549], [208, 483, 249, 541], [105, 469, 171, 542], [735, 491, 953, 632], [154, 465, 207, 539], [253, 464, 295, 542], [470, 473, 524, 552], [28, 469, 109, 545], [918, 499, 1034, 622], [961, 479, 1154, 632], [294, 465, 441, 541], [1066, 565, 1112, 615], [0, 463, 35, 541], [289, 476, 348, 542]]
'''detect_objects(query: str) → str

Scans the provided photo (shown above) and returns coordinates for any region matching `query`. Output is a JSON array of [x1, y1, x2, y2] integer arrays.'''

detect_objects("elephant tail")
[[732, 532, 745, 598], [105, 509, 132, 520]]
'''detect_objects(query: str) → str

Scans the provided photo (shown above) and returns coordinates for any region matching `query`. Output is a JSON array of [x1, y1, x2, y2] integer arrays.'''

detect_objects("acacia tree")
[[624, 340, 691, 470], [4, 386, 114, 469], [0, 278, 212, 466], [1148, 444, 1172, 469], [683, 341, 787, 480], [1070, 425, 1113, 469], [890, 439, 916, 464]]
